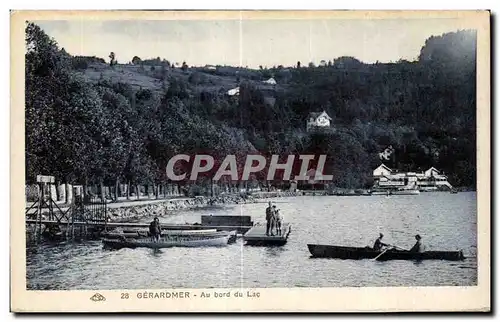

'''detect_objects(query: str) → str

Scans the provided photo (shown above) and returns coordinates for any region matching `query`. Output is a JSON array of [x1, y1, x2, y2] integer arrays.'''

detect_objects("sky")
[[35, 17, 476, 68]]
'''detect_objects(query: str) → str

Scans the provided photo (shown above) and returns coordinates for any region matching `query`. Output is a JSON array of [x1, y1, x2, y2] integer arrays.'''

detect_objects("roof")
[[308, 111, 332, 120], [375, 164, 392, 172], [262, 77, 277, 85]]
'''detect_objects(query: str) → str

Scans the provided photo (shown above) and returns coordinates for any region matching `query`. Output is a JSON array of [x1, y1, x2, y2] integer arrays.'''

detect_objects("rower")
[[409, 234, 424, 253], [373, 233, 388, 251]]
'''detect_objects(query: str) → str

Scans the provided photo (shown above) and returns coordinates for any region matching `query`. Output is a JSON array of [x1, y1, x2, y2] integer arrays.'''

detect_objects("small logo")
[[90, 293, 106, 302]]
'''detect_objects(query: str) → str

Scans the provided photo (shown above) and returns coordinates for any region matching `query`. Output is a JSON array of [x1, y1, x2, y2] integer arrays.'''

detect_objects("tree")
[[25, 21, 73, 182], [132, 56, 141, 65], [109, 52, 116, 66]]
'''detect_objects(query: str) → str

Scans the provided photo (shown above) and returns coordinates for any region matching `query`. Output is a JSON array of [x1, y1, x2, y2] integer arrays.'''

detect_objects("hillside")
[[25, 22, 477, 192], [76, 61, 285, 97]]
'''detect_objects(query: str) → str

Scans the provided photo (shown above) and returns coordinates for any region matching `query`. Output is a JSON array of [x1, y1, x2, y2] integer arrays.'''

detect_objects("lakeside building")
[[306, 111, 333, 132], [372, 164, 453, 192]]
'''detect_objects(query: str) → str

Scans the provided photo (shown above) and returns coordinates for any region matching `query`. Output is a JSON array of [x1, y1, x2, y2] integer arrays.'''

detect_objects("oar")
[[373, 248, 390, 261]]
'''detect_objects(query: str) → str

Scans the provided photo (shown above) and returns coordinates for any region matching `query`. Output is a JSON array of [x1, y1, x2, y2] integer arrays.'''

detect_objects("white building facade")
[[306, 111, 332, 132], [373, 164, 452, 191]]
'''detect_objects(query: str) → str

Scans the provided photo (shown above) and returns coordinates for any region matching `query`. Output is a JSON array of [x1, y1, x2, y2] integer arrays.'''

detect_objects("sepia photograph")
[[10, 10, 490, 312]]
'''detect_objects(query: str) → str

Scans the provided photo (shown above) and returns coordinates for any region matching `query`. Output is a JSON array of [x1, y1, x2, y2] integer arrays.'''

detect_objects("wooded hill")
[[25, 22, 477, 193]]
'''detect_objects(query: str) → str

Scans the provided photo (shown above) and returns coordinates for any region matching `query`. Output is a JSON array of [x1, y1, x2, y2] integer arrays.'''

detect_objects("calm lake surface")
[[26, 192, 477, 290]]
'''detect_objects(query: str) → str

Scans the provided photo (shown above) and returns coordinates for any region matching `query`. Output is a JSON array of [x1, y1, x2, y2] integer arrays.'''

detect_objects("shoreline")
[[26, 189, 476, 223], [109, 191, 304, 222], [107, 189, 475, 222]]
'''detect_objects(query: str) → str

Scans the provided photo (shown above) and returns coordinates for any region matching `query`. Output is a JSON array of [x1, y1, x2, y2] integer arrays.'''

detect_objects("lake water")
[[26, 192, 477, 290]]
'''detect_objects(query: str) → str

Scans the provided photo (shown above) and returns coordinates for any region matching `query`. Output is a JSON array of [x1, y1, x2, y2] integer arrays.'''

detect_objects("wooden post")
[[34, 183, 42, 239], [99, 181, 105, 202], [71, 195, 75, 239], [55, 180, 61, 201], [48, 184, 54, 222], [114, 178, 119, 201], [64, 183, 70, 205]]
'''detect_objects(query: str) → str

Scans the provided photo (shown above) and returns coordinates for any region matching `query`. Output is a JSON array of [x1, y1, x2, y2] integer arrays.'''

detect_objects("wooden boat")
[[103, 234, 231, 249], [104, 229, 220, 238], [307, 244, 465, 261], [104, 228, 237, 244]]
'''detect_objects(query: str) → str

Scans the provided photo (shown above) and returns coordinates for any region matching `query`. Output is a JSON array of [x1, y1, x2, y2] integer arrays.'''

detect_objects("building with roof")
[[372, 164, 453, 191], [306, 111, 333, 132]]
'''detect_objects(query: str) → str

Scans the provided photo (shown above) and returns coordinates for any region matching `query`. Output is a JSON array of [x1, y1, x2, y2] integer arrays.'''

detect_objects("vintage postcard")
[[11, 10, 490, 312]]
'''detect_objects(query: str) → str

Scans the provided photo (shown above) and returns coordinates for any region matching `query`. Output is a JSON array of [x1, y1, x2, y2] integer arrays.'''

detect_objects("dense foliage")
[[25, 22, 477, 191]]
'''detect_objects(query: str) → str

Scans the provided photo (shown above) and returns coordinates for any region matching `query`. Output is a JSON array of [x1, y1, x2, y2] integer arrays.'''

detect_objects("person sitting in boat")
[[149, 217, 162, 242], [373, 233, 388, 251], [265, 202, 273, 236], [409, 234, 424, 253]]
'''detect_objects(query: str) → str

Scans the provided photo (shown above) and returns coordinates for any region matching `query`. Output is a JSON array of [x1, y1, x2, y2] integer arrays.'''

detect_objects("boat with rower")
[[307, 244, 465, 261]]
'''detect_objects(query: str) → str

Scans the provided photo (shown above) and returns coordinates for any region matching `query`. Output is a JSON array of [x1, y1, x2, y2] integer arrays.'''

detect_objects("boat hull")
[[103, 235, 230, 249], [103, 229, 231, 239], [307, 244, 465, 261]]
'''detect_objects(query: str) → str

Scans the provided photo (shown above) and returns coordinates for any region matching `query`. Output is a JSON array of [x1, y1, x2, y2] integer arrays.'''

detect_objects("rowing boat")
[[103, 234, 231, 249], [307, 244, 465, 261], [103, 229, 226, 239]]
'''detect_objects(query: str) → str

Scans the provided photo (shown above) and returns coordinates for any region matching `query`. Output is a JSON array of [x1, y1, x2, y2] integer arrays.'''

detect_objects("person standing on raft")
[[149, 217, 162, 242], [265, 202, 273, 236]]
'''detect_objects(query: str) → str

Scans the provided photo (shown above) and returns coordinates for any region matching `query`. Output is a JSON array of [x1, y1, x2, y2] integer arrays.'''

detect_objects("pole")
[[34, 183, 42, 239], [38, 183, 45, 240]]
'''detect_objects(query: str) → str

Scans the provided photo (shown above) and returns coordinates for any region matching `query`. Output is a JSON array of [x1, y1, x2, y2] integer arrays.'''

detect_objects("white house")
[[306, 111, 332, 132], [373, 164, 392, 177], [262, 77, 277, 85], [424, 167, 441, 177], [227, 87, 240, 96]]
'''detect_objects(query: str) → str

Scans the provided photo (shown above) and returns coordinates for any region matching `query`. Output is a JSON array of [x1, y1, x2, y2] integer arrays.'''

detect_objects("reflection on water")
[[26, 192, 477, 290]]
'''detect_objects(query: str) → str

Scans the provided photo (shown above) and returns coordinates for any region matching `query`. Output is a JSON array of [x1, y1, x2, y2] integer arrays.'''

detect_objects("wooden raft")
[[243, 222, 292, 246]]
